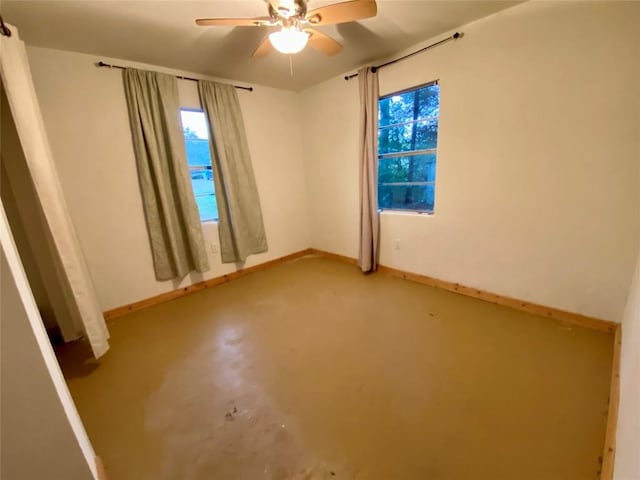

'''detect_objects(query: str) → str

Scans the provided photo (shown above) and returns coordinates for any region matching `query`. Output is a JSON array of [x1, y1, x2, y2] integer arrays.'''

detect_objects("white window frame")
[[180, 108, 218, 223], [378, 80, 440, 215]]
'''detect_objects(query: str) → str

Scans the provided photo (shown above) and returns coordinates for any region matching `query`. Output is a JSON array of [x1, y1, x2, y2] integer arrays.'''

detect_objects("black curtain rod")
[[96, 61, 254, 92], [344, 32, 462, 81]]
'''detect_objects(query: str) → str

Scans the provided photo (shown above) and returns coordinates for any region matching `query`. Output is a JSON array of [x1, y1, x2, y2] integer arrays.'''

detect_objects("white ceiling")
[[2, 0, 522, 91]]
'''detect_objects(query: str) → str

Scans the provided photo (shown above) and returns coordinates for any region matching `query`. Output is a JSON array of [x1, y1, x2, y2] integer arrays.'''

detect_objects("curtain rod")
[[95, 61, 254, 92], [344, 32, 462, 81]]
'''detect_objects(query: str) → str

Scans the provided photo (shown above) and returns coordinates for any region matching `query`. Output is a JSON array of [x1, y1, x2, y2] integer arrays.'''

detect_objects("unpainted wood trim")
[[101, 245, 621, 480], [105, 246, 617, 334], [309, 249, 617, 333], [103, 249, 313, 321], [308, 248, 358, 266], [600, 324, 621, 480], [377, 265, 616, 332], [310, 248, 621, 477], [96, 457, 107, 480]]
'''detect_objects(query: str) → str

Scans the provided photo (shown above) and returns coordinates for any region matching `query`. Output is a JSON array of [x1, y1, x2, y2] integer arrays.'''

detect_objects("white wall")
[[1, 208, 96, 480], [22, 2, 640, 323], [615, 237, 640, 475], [26, 46, 310, 311], [300, 1, 640, 322]]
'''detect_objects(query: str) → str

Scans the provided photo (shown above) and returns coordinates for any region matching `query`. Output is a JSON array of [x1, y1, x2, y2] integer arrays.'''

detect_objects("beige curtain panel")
[[358, 66, 380, 273], [198, 80, 267, 264], [123, 68, 209, 280]]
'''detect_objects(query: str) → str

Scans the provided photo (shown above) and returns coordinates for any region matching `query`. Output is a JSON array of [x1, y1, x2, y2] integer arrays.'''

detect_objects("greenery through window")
[[378, 81, 439, 212], [180, 110, 218, 222]]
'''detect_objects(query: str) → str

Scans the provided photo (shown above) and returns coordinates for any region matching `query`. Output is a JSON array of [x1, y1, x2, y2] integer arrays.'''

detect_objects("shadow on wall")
[[336, 22, 391, 66], [195, 25, 269, 74]]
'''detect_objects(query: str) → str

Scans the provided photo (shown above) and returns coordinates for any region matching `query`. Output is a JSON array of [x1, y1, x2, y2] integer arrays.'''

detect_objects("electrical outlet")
[[211, 243, 220, 254], [394, 239, 401, 250]]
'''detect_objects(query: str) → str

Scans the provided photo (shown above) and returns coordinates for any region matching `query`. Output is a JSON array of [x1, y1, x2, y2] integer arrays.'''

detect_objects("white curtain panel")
[[357, 66, 380, 273], [0, 26, 109, 358]]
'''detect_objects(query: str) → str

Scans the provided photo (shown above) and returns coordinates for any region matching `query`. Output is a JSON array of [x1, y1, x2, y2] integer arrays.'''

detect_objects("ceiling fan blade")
[[305, 0, 377, 26], [252, 35, 275, 58], [196, 16, 273, 27], [305, 28, 343, 56]]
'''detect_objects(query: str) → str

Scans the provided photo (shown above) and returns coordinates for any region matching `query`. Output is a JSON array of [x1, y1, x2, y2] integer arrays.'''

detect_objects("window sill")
[[379, 209, 434, 217]]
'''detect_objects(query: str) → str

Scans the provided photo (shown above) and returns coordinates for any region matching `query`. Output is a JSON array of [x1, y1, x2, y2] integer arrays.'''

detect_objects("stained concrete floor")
[[57, 256, 614, 480]]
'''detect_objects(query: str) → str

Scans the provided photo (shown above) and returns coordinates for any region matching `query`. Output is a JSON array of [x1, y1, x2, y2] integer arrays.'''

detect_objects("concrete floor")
[[57, 256, 614, 480]]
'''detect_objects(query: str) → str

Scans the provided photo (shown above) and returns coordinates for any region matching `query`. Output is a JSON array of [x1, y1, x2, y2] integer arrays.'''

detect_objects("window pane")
[[378, 184, 435, 212], [195, 194, 218, 222], [379, 93, 413, 128], [418, 84, 440, 119], [184, 138, 212, 167], [190, 168, 214, 196], [181, 109, 218, 221], [378, 117, 438, 155], [379, 84, 439, 128], [377, 83, 439, 214], [181, 110, 209, 139], [379, 154, 436, 184]]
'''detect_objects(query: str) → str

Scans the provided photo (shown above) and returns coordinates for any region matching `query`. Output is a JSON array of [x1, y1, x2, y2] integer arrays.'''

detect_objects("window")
[[180, 109, 218, 222], [378, 81, 440, 213]]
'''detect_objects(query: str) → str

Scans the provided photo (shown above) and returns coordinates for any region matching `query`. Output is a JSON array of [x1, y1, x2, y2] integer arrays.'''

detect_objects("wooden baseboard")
[[308, 248, 358, 266], [378, 265, 616, 333], [106, 246, 616, 333], [309, 248, 617, 333], [101, 246, 621, 479], [309, 247, 621, 478], [103, 249, 313, 321], [600, 324, 621, 480], [96, 457, 107, 480]]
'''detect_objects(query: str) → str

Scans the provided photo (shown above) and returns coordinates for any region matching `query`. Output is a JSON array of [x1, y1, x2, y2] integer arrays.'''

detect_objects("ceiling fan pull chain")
[[289, 55, 294, 78]]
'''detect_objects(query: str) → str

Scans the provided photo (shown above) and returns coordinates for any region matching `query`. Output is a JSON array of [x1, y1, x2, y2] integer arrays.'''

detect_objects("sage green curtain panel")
[[358, 66, 380, 273], [123, 68, 209, 280], [198, 80, 267, 263]]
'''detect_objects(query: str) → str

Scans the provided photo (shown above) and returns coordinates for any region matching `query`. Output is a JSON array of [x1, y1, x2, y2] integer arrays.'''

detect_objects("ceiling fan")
[[195, 0, 377, 58]]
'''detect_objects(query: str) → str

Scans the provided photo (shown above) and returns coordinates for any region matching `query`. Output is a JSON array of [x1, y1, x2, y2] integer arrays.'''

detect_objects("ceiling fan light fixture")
[[269, 26, 309, 54]]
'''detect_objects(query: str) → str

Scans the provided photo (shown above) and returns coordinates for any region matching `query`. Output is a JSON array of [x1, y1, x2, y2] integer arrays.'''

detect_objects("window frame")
[[377, 79, 440, 215], [180, 108, 218, 223]]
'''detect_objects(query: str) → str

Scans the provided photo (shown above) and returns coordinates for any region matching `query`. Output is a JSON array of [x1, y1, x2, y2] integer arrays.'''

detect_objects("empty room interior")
[[1, 1, 639, 479]]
